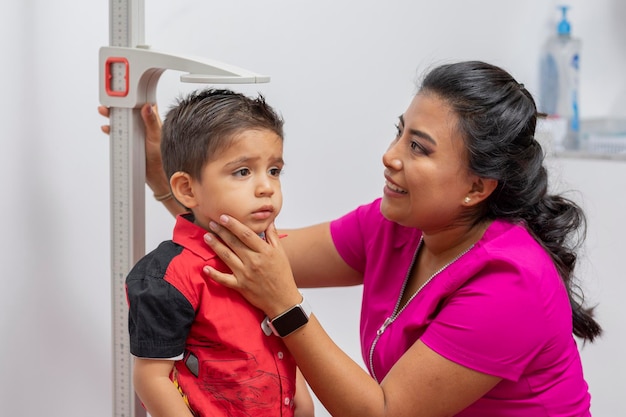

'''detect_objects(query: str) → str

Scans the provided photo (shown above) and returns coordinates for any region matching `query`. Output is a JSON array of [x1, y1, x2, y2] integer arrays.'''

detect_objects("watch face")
[[272, 306, 309, 337]]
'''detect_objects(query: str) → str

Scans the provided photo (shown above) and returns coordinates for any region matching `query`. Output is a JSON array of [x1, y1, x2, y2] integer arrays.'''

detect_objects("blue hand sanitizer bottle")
[[539, 5, 581, 150]]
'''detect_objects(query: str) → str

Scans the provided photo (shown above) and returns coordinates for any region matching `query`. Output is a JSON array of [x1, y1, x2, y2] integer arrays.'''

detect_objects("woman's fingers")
[[98, 103, 160, 137], [97, 105, 110, 118], [203, 216, 299, 315], [203, 261, 239, 289], [141, 103, 162, 135], [210, 215, 267, 254], [98, 105, 111, 134], [264, 222, 281, 247]]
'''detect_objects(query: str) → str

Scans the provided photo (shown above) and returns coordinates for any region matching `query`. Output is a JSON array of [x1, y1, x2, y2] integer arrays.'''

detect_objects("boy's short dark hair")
[[161, 88, 284, 180]]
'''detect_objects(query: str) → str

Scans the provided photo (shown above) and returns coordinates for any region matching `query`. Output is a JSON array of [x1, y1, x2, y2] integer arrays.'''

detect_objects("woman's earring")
[[464, 196, 471, 204]]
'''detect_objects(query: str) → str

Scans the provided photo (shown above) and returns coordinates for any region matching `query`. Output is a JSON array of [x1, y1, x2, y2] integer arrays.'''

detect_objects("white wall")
[[1, 0, 624, 416], [547, 157, 626, 416]]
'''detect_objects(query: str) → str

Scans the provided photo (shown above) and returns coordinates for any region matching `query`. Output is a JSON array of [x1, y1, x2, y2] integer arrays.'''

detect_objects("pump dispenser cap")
[[557, 5, 571, 35]]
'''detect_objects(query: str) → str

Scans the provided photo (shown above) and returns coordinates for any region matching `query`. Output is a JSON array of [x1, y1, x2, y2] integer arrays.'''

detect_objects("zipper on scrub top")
[[367, 238, 475, 382]]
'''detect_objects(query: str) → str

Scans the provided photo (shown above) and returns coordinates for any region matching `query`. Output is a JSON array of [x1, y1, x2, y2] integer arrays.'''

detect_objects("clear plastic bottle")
[[539, 5, 581, 150]]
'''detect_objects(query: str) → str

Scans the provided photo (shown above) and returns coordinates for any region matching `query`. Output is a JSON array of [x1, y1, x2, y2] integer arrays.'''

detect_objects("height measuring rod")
[[99, 1, 269, 416]]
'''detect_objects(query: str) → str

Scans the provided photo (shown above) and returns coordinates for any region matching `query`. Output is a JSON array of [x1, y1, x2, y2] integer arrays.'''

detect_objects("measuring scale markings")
[[111, 107, 132, 417], [106, 1, 146, 416], [110, 105, 146, 417]]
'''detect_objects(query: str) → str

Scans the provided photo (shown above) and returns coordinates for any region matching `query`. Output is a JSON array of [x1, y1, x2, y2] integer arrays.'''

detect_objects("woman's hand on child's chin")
[[203, 216, 301, 317]]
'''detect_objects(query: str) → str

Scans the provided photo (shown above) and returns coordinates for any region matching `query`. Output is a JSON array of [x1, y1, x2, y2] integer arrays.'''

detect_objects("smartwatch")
[[261, 295, 312, 337]]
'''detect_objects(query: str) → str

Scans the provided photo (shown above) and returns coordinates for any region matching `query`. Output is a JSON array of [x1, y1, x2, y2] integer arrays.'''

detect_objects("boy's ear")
[[170, 172, 198, 209]]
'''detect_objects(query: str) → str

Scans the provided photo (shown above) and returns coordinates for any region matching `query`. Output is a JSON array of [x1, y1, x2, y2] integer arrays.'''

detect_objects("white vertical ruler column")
[[99, 1, 270, 417], [107, 1, 146, 417]]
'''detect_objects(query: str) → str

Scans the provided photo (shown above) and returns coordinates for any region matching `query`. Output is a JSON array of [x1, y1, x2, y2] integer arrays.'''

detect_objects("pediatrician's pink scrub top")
[[330, 198, 591, 417]]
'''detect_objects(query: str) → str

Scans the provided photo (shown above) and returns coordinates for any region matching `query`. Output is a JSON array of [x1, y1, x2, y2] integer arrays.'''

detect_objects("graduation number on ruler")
[[99, 1, 269, 416]]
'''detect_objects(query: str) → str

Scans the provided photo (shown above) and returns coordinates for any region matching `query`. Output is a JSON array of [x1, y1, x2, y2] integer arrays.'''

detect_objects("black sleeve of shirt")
[[125, 241, 195, 358]]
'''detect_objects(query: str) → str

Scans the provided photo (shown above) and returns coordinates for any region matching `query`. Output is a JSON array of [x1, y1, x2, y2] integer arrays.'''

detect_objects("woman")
[[100, 60, 600, 416]]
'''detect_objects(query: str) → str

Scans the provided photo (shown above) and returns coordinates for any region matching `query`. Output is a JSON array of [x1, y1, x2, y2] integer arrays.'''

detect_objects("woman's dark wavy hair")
[[420, 61, 601, 341]]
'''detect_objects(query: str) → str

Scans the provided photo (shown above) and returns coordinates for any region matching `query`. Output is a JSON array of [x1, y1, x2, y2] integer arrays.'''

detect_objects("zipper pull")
[[377, 317, 393, 336]]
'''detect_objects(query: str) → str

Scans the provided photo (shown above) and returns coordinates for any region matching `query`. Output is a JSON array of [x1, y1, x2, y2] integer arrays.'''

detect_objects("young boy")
[[125, 89, 313, 417]]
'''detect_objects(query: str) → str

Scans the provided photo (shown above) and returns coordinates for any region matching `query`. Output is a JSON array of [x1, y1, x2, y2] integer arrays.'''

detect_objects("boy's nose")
[[256, 176, 275, 196]]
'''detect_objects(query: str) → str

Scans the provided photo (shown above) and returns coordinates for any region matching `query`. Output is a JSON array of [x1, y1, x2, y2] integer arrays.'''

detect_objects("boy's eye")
[[269, 167, 282, 177], [234, 168, 251, 177]]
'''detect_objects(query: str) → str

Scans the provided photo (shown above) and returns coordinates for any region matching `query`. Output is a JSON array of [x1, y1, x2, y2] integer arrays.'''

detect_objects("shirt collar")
[[172, 213, 219, 261]]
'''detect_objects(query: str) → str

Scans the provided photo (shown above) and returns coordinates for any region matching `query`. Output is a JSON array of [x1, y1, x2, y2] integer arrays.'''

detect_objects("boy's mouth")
[[251, 205, 274, 220]]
